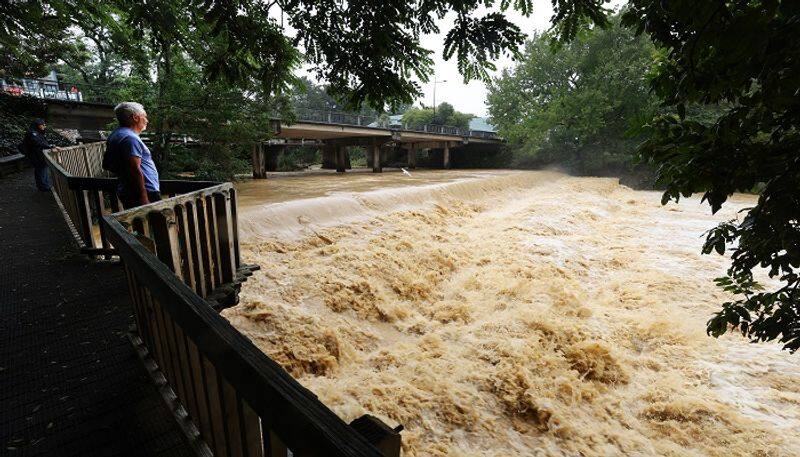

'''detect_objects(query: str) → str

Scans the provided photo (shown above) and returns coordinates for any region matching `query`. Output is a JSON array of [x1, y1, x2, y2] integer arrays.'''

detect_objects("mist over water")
[[226, 170, 800, 456]]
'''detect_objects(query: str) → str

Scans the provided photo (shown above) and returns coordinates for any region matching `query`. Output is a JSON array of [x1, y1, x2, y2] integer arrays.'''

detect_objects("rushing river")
[[226, 169, 800, 456]]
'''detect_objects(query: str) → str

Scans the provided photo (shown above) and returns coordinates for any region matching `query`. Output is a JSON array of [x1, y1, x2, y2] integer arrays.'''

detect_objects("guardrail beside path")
[[45, 142, 402, 456], [44, 144, 216, 258]]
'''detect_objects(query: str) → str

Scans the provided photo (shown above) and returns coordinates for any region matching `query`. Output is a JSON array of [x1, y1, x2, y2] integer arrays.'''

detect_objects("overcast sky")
[[415, 3, 556, 118], [297, 1, 625, 118]]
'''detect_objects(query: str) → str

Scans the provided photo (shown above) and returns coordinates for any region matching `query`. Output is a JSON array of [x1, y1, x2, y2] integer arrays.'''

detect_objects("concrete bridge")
[[4, 77, 502, 176], [258, 108, 502, 176]]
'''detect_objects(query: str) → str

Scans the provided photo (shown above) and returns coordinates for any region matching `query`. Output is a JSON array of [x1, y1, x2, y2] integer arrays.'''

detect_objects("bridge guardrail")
[[292, 108, 500, 140], [1, 77, 120, 105]]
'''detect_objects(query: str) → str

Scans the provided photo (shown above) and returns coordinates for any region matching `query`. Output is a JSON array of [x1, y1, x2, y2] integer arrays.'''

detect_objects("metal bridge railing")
[[293, 108, 500, 140], [3, 76, 500, 140], [0, 77, 119, 105]]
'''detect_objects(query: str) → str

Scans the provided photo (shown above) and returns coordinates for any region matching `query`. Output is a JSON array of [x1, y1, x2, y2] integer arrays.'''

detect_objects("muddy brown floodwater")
[[225, 170, 800, 456]]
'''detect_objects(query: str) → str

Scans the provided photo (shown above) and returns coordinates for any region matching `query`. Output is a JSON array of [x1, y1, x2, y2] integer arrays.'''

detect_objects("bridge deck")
[[0, 171, 192, 456]]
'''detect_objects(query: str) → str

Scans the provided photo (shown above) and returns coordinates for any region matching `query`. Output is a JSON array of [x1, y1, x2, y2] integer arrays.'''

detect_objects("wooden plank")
[[205, 195, 222, 288], [108, 189, 122, 213], [75, 189, 95, 249], [186, 201, 207, 297], [128, 331, 214, 457], [174, 324, 201, 426], [187, 341, 216, 450], [112, 183, 232, 226], [204, 359, 231, 457], [263, 429, 288, 457], [134, 282, 156, 362], [222, 379, 244, 457], [82, 147, 92, 177], [240, 397, 264, 457], [213, 192, 236, 284], [159, 304, 190, 413], [194, 197, 216, 297], [148, 210, 184, 280], [137, 287, 165, 380], [67, 176, 219, 193], [230, 189, 241, 269], [91, 189, 113, 259], [102, 215, 386, 457], [148, 291, 175, 387], [124, 266, 149, 347], [176, 205, 197, 291]]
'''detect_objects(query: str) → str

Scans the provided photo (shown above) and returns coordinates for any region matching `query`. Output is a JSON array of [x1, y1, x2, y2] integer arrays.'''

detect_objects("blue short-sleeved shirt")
[[106, 127, 160, 193]]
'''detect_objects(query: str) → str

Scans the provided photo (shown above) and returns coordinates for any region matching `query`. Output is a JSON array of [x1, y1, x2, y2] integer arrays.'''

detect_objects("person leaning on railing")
[[104, 102, 161, 209], [20, 118, 59, 191]]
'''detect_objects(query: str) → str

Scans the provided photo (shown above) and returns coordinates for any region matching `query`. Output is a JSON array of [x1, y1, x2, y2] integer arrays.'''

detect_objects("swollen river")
[[226, 170, 800, 456]]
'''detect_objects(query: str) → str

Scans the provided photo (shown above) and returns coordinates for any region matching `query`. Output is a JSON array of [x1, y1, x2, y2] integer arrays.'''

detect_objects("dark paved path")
[[0, 170, 192, 456]]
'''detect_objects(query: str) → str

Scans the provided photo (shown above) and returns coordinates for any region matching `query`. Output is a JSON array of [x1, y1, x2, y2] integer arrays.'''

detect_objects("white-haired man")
[[105, 102, 160, 208]]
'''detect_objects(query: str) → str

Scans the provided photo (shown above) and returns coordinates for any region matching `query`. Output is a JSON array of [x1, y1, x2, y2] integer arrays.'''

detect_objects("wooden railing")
[[102, 188, 400, 457], [46, 142, 401, 455], [110, 183, 255, 309], [44, 143, 217, 257]]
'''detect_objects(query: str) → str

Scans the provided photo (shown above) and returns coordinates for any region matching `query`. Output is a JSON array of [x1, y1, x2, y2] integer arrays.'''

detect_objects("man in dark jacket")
[[22, 118, 54, 191]]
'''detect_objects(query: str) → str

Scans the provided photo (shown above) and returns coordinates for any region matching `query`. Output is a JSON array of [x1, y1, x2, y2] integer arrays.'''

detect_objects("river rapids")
[[224, 170, 800, 456]]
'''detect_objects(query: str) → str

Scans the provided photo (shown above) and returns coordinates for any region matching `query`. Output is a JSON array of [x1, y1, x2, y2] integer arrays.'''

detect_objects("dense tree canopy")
[[402, 102, 474, 130], [620, 1, 800, 351], [487, 16, 657, 174], [1, 0, 536, 110], [493, 1, 800, 352]]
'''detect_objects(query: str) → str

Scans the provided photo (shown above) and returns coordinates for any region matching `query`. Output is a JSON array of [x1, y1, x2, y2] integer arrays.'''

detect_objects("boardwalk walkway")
[[0, 170, 192, 456]]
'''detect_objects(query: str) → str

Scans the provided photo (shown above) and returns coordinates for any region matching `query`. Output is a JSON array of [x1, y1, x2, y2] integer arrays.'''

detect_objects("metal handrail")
[[0, 77, 120, 105], [291, 108, 500, 139], [3, 75, 501, 139]]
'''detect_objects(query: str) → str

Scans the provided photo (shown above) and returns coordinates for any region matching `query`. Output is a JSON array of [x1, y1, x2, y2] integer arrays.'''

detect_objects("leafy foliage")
[[402, 102, 474, 130], [0, 0, 87, 76], [0, 94, 73, 158], [3, 0, 538, 111], [487, 16, 658, 176], [621, 1, 800, 351]]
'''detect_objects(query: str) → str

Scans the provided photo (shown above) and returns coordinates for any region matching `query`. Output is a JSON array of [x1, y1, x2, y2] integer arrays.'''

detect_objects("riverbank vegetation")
[[402, 102, 474, 131], [0, 94, 73, 158], [487, 16, 658, 183]]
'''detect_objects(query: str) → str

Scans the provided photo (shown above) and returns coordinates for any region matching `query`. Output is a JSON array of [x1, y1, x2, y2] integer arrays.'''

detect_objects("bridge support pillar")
[[443, 143, 450, 169], [252, 144, 285, 178], [408, 145, 416, 169], [336, 146, 346, 173], [322, 145, 337, 169], [372, 143, 381, 173], [265, 145, 283, 172], [252, 144, 267, 179]]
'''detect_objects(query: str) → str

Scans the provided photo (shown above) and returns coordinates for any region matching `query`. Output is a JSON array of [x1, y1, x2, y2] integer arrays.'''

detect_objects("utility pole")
[[432, 79, 447, 120]]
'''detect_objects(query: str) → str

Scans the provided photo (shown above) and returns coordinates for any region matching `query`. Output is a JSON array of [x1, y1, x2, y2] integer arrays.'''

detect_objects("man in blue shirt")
[[106, 102, 160, 209]]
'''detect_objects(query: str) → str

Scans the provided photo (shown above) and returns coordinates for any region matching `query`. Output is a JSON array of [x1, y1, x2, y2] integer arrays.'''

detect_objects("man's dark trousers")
[[34, 166, 51, 191]]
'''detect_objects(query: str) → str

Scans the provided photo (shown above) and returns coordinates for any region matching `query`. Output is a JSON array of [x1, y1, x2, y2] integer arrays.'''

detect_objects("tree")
[[0, 1, 86, 76], [402, 103, 474, 130], [617, 1, 800, 351], [2, 0, 533, 111], [487, 17, 658, 175]]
